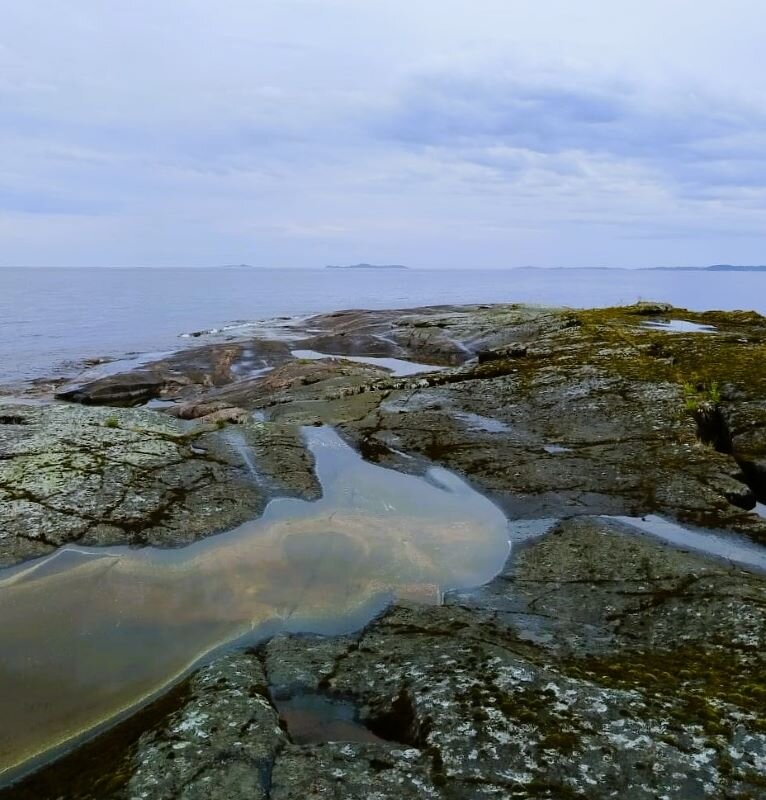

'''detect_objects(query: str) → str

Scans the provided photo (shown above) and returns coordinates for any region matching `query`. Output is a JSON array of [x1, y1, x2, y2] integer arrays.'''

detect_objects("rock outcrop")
[[3, 302, 766, 798]]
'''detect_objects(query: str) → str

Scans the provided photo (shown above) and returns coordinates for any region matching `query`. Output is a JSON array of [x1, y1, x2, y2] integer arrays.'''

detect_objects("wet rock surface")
[[99, 301, 764, 540], [47, 339, 293, 406], [327, 305, 766, 540], [39, 302, 766, 540], [3, 302, 766, 798]]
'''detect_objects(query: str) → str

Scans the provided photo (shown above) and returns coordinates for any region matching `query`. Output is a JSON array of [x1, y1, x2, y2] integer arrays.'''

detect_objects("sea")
[[1, 266, 765, 385]]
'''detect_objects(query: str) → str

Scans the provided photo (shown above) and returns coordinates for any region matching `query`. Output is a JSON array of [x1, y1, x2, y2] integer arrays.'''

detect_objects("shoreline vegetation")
[[1, 300, 766, 799]]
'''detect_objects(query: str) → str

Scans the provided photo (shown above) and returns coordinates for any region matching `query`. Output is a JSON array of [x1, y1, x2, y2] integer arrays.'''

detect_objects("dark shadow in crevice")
[[363, 687, 421, 747], [694, 404, 765, 508]]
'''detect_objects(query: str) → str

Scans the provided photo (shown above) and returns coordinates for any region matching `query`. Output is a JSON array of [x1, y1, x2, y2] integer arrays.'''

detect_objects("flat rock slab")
[[0, 404, 278, 566]]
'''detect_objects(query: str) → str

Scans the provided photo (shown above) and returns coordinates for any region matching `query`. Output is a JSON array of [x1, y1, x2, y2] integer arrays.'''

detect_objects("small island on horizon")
[[703, 264, 766, 272], [650, 264, 766, 272], [325, 263, 410, 270]]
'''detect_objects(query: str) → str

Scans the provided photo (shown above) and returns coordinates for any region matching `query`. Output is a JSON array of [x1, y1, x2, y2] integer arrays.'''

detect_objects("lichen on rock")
[[0, 403, 318, 566]]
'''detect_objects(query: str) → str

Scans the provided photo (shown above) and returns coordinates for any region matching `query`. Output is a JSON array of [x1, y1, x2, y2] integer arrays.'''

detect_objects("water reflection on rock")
[[0, 427, 509, 781], [290, 349, 443, 377]]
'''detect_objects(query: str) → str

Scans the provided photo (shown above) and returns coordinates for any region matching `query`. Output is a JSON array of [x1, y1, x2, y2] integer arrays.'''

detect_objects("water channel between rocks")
[[290, 350, 444, 377], [0, 426, 510, 783]]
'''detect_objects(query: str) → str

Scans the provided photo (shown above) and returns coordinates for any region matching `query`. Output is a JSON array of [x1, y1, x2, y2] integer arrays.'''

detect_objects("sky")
[[1, 0, 765, 268]]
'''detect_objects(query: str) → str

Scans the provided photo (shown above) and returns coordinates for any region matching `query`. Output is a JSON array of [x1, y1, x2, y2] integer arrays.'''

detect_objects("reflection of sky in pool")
[[640, 319, 717, 334], [455, 412, 512, 434], [291, 349, 443, 377], [611, 514, 766, 572], [0, 427, 509, 782], [543, 444, 572, 454]]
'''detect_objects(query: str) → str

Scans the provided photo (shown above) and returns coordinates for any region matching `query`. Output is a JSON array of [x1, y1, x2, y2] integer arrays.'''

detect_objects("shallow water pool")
[[0, 427, 509, 782]]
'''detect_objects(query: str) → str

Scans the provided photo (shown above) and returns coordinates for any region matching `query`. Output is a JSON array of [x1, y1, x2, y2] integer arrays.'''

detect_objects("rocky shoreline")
[[1, 301, 766, 799]]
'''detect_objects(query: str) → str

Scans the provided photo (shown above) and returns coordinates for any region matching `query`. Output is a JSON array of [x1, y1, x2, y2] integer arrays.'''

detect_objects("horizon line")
[[1, 264, 763, 271]]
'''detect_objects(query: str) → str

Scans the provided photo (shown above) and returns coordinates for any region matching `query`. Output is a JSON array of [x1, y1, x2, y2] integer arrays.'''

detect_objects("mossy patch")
[[564, 643, 766, 737], [571, 306, 766, 398]]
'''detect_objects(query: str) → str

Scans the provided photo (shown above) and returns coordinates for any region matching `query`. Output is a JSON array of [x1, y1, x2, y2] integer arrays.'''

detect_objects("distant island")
[[325, 263, 410, 270], [649, 264, 766, 272], [704, 264, 766, 272]]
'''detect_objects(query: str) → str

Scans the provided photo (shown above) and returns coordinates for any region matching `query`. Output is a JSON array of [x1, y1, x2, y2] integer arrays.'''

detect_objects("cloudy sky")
[[2, 1, 764, 268]]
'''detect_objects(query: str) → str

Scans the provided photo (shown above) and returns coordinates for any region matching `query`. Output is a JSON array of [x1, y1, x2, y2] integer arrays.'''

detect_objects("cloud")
[[0, 0, 765, 266], [378, 65, 766, 198]]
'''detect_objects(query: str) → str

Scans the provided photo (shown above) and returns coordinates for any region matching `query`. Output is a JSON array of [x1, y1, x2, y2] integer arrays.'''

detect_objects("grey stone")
[[126, 653, 285, 800]]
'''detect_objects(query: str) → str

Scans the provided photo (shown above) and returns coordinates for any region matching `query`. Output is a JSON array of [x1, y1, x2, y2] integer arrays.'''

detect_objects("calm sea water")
[[1, 267, 764, 384]]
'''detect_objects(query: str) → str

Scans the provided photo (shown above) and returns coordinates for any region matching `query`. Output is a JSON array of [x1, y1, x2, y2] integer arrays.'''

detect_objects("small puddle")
[[641, 319, 717, 334], [543, 444, 572, 454], [509, 518, 559, 544], [291, 350, 443, 377], [456, 412, 511, 434], [609, 515, 766, 573], [0, 427, 509, 783], [231, 347, 273, 380], [274, 694, 387, 745], [144, 398, 178, 410], [240, 366, 273, 380]]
